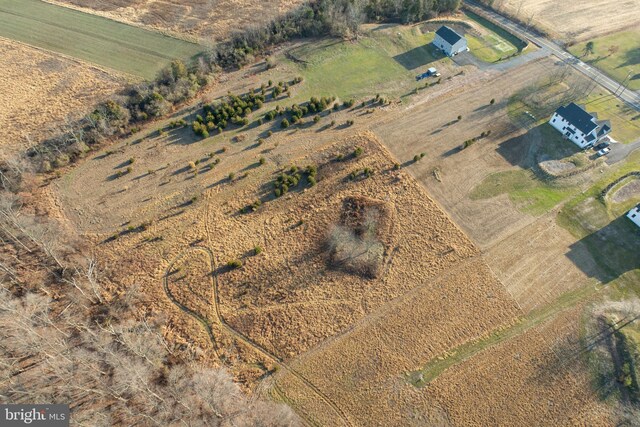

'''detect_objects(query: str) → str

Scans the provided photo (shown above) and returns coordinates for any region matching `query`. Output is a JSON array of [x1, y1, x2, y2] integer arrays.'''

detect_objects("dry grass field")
[[424, 304, 613, 425], [46, 0, 306, 41], [0, 38, 123, 152], [43, 28, 634, 424], [489, 0, 640, 42]]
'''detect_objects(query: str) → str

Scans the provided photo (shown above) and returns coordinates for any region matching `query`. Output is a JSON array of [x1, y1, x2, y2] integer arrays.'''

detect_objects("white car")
[[596, 147, 611, 157]]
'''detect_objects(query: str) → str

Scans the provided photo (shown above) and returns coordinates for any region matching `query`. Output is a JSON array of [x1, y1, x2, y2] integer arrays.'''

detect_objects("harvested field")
[[487, 0, 640, 42], [0, 37, 122, 152], [373, 58, 555, 247], [424, 304, 613, 425], [46, 0, 305, 41], [483, 212, 599, 313], [0, 0, 203, 79], [277, 258, 521, 426]]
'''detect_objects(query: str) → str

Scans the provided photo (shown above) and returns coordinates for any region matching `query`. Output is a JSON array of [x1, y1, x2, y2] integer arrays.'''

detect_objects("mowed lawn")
[[464, 10, 522, 63], [0, 0, 203, 79], [285, 25, 447, 100], [569, 30, 640, 91]]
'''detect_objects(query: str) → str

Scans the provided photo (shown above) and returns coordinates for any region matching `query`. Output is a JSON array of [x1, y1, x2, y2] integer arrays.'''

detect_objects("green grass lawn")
[[463, 10, 520, 63], [569, 30, 640, 91], [470, 169, 573, 215], [557, 150, 640, 294], [284, 26, 448, 100], [583, 92, 640, 144], [0, 0, 203, 79]]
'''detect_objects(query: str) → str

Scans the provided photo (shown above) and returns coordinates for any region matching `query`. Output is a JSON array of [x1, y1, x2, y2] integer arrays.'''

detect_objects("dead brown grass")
[[490, 0, 640, 42], [0, 38, 123, 152], [46, 0, 306, 41], [278, 257, 521, 426], [425, 304, 613, 425]]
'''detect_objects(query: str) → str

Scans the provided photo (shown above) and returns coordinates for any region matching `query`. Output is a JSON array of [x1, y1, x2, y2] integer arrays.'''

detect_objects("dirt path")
[[161, 192, 354, 427]]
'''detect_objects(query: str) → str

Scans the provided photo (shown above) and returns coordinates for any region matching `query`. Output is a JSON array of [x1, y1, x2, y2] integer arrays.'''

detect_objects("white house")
[[549, 102, 611, 149], [627, 204, 640, 228], [433, 26, 468, 57]]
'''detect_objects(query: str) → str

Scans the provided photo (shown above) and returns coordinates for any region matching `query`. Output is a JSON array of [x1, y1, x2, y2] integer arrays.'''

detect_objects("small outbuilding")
[[433, 25, 468, 57], [627, 204, 640, 228]]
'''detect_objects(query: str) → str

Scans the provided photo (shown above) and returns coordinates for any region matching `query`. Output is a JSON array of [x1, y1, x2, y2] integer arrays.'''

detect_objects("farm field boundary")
[[0, 0, 203, 79]]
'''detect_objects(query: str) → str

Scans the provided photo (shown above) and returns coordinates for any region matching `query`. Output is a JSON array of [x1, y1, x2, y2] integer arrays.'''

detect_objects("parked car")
[[596, 147, 611, 157], [593, 141, 611, 151], [416, 67, 438, 81]]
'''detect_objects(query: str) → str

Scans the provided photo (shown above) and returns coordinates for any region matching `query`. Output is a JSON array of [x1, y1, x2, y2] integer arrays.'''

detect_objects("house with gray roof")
[[433, 26, 468, 57], [549, 102, 611, 149]]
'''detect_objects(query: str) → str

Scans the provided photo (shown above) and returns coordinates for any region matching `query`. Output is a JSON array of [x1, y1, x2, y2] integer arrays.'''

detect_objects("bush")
[[490, 98, 495, 105], [313, 115, 320, 123], [227, 259, 242, 269], [457, 115, 462, 121], [343, 99, 355, 108], [259, 157, 266, 165], [354, 146, 363, 157], [228, 172, 235, 180], [413, 155, 420, 162], [346, 119, 354, 126], [254, 246, 263, 255], [281, 118, 290, 128], [393, 163, 400, 170]]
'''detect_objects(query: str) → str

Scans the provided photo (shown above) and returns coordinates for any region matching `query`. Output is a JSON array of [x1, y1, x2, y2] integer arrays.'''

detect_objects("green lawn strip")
[[0, 0, 202, 79], [463, 9, 527, 52], [470, 169, 575, 216], [569, 31, 640, 91], [407, 284, 599, 388]]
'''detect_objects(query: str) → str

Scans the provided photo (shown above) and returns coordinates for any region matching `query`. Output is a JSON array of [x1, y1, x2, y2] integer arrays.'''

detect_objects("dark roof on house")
[[597, 120, 611, 136], [555, 102, 598, 134], [435, 26, 463, 46]]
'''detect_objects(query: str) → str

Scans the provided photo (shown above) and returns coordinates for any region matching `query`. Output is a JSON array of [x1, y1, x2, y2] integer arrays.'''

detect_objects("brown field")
[[279, 257, 521, 426], [373, 57, 606, 314], [0, 38, 123, 152], [46, 44, 621, 425], [425, 303, 613, 425], [489, 0, 640, 42], [45, 0, 305, 41]]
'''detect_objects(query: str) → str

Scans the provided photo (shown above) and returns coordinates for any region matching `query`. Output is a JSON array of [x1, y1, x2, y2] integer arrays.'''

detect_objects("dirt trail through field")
[[161, 192, 354, 427]]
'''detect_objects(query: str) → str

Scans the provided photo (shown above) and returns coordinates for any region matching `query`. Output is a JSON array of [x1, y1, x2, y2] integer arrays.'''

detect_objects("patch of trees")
[[265, 96, 336, 128], [273, 165, 318, 198]]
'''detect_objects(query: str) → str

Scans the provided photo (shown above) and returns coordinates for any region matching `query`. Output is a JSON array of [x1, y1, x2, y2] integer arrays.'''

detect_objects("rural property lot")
[[0, 0, 203, 79], [569, 30, 640, 91], [47, 0, 306, 41], [373, 58, 554, 247], [486, 0, 640, 42], [0, 37, 123, 150]]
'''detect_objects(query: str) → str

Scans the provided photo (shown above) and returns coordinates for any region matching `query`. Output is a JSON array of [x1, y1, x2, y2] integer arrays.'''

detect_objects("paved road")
[[464, 1, 640, 111]]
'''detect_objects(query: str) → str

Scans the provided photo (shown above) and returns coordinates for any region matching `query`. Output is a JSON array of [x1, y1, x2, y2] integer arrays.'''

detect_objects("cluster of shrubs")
[[462, 130, 492, 149], [348, 167, 374, 180], [273, 164, 318, 197], [192, 91, 268, 137], [335, 146, 364, 162], [264, 96, 336, 125]]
